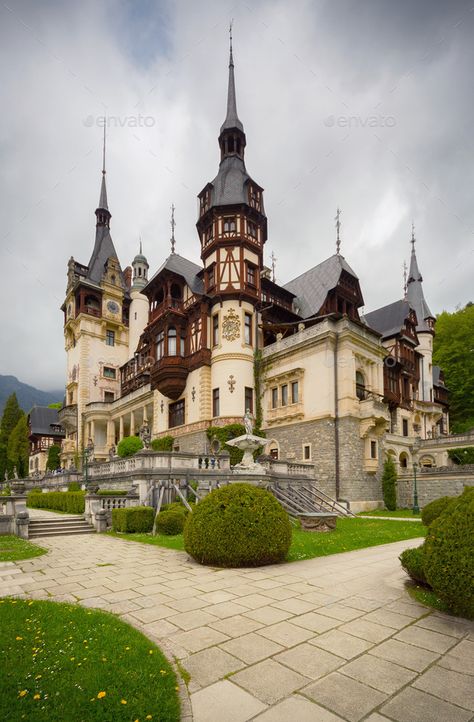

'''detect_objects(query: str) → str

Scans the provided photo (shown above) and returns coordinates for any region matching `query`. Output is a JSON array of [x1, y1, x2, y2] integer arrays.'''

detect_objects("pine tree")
[[7, 414, 30, 478], [0, 393, 23, 479], [381, 455, 397, 511]]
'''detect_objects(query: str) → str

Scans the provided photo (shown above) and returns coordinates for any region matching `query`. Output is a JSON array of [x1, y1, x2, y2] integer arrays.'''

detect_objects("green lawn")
[[358, 509, 422, 518], [107, 517, 426, 562], [0, 536, 47, 562], [0, 598, 180, 722]]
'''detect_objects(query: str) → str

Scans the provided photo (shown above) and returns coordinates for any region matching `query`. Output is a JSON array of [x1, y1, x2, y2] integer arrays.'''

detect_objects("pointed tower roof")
[[220, 24, 244, 134], [406, 225, 434, 333], [98, 172, 108, 211]]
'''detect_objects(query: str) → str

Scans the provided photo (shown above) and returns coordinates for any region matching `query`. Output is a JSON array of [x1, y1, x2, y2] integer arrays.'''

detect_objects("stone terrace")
[[1, 533, 473, 722]]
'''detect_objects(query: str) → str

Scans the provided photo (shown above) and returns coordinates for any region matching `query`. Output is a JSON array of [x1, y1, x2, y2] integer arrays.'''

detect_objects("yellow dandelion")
[[28, 601, 33, 606], [125, 646, 130, 650], [97, 691, 106, 699], [159, 670, 166, 675], [102, 657, 107, 662], [121, 699, 127, 705], [33, 694, 40, 700], [175, 686, 179, 691], [35, 675, 42, 680], [149, 650, 153, 655], [18, 690, 27, 698], [70, 657, 75, 661], [16, 636, 23, 641], [146, 716, 152, 720]]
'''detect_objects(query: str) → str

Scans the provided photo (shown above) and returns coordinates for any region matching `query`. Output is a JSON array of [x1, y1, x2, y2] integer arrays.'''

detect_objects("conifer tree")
[[381, 455, 397, 511], [7, 414, 29, 478], [0, 393, 23, 479], [46, 444, 61, 471]]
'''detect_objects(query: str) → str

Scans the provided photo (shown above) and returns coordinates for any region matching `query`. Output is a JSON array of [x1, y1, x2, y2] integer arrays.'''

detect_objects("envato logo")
[[83, 115, 156, 128], [324, 114, 396, 129]]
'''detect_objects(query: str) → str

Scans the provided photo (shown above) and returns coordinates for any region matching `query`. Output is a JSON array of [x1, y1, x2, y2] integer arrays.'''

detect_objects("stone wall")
[[263, 416, 384, 505], [174, 430, 210, 454], [396, 469, 474, 508]]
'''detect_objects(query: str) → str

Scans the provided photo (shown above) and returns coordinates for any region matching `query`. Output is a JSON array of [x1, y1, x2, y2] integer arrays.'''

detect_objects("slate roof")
[[433, 365, 447, 388], [406, 243, 434, 332], [86, 174, 126, 289], [144, 253, 204, 295], [29, 407, 64, 437], [210, 155, 259, 208], [283, 254, 359, 319], [363, 299, 414, 339]]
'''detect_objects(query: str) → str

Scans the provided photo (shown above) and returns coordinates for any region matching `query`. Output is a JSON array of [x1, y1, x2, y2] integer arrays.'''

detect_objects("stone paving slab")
[[4, 533, 474, 722]]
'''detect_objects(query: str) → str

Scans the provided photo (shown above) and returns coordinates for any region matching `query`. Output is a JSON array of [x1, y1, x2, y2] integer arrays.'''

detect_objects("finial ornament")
[[170, 203, 176, 254], [229, 19, 233, 64], [271, 250, 277, 283], [139, 236, 142, 255], [403, 261, 408, 299], [335, 207, 341, 255], [102, 116, 107, 175], [411, 221, 416, 249]]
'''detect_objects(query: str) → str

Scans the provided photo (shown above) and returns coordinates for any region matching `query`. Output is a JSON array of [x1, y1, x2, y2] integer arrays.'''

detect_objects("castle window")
[[223, 217, 236, 234], [169, 399, 185, 428], [371, 441, 378, 459], [156, 331, 164, 360], [180, 335, 185, 357], [281, 384, 288, 406], [103, 366, 116, 379], [291, 381, 299, 404], [212, 388, 220, 417], [247, 221, 257, 239], [106, 330, 115, 347], [104, 391, 115, 403], [205, 226, 213, 245], [246, 264, 256, 287], [303, 444, 311, 461], [168, 327, 177, 356], [245, 387, 253, 414], [249, 187, 261, 210], [244, 313, 252, 345], [208, 265, 215, 288], [271, 388, 278, 409], [402, 418, 409, 437], [212, 314, 219, 347], [356, 371, 366, 400]]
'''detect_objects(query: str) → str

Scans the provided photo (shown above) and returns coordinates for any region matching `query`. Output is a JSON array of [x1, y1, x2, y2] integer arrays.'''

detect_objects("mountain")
[[0, 375, 64, 416]]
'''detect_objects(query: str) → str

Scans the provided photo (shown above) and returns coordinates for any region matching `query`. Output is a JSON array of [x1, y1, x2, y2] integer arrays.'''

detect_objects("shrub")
[[27, 491, 85, 514], [423, 488, 474, 619], [161, 501, 192, 515], [155, 510, 186, 535], [184, 483, 292, 567], [112, 506, 154, 533], [46, 444, 62, 471], [399, 546, 428, 586], [117, 436, 143, 458], [28, 487, 42, 494], [97, 489, 129, 496], [67, 481, 81, 492], [421, 496, 454, 526], [151, 436, 174, 452], [381, 456, 397, 510]]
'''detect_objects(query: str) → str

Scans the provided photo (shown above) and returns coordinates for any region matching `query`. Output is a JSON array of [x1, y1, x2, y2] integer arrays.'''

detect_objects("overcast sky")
[[1, 0, 473, 391]]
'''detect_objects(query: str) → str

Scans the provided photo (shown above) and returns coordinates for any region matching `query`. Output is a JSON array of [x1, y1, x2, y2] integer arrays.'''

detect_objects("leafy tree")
[[0, 393, 23, 479], [46, 444, 62, 471], [48, 402, 63, 410], [381, 455, 397, 510], [433, 304, 474, 432], [7, 414, 29, 478]]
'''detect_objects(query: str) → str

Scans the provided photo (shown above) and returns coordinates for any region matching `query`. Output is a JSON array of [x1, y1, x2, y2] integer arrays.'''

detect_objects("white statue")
[[243, 408, 254, 436]]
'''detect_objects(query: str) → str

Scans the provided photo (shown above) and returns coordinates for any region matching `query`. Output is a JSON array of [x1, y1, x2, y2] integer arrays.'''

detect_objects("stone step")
[[29, 528, 95, 538], [29, 515, 95, 538], [30, 516, 85, 523], [30, 519, 88, 527]]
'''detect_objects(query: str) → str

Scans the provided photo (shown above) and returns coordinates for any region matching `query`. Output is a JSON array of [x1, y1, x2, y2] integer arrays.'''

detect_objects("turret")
[[129, 242, 150, 355]]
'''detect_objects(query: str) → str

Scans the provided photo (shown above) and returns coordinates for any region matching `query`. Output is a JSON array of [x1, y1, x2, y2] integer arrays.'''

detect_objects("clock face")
[[107, 300, 119, 314]]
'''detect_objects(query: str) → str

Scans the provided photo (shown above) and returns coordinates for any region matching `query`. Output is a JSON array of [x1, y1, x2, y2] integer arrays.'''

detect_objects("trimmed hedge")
[[421, 496, 454, 527], [97, 489, 129, 496], [161, 501, 192, 515], [184, 483, 292, 567], [155, 510, 186, 535], [112, 506, 154, 533], [27, 491, 85, 514], [117, 436, 143, 458], [67, 481, 81, 492], [399, 546, 428, 586], [151, 436, 174, 452], [424, 487, 474, 619]]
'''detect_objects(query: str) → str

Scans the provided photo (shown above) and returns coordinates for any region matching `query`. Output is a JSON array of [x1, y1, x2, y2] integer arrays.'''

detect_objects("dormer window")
[[247, 221, 257, 240], [246, 264, 256, 287], [205, 225, 213, 245], [249, 186, 261, 211], [208, 265, 215, 289]]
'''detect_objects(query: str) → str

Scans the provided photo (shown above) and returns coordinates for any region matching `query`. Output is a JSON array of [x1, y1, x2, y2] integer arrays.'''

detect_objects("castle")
[[58, 42, 449, 509]]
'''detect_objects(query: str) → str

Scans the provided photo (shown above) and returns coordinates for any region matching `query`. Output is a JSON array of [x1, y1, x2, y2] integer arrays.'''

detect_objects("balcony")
[[149, 298, 184, 323], [150, 355, 189, 400], [357, 388, 390, 438], [266, 401, 304, 426], [58, 404, 78, 432]]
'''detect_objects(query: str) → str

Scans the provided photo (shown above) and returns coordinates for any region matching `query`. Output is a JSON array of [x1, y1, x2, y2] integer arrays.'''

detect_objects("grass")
[[0, 598, 180, 722], [107, 518, 426, 562], [0, 536, 47, 562], [407, 583, 450, 614], [358, 509, 422, 518]]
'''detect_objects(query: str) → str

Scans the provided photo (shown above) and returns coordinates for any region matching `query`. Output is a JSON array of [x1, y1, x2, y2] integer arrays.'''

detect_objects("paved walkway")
[[1, 532, 473, 722]]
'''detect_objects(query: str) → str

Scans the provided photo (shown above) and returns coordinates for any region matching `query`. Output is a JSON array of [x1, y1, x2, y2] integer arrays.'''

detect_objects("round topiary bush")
[[421, 496, 454, 527], [155, 510, 186, 536], [399, 545, 428, 586], [117, 436, 144, 458], [184, 483, 292, 567], [423, 488, 474, 619]]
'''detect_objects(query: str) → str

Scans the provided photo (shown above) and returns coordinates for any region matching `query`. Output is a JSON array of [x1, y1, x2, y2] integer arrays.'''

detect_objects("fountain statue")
[[226, 410, 266, 475]]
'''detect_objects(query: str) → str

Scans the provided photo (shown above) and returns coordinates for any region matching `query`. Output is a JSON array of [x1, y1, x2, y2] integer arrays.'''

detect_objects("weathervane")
[[229, 19, 233, 58], [271, 250, 277, 283], [335, 207, 341, 255], [102, 116, 107, 175], [411, 220, 416, 249], [170, 203, 176, 254], [403, 260, 408, 299]]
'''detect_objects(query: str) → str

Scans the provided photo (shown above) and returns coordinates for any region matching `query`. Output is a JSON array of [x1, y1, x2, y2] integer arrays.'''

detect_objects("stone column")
[[143, 406, 148, 423], [130, 411, 135, 437], [119, 416, 124, 440], [90, 420, 95, 444], [107, 420, 115, 447]]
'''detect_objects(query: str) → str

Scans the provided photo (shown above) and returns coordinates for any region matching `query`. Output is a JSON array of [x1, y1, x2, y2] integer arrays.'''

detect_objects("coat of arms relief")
[[222, 308, 241, 341]]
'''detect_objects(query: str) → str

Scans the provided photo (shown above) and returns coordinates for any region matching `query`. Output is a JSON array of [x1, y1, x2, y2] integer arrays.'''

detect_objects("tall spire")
[[403, 260, 408, 299], [96, 118, 110, 226], [220, 21, 244, 134], [406, 224, 434, 332], [170, 203, 176, 254]]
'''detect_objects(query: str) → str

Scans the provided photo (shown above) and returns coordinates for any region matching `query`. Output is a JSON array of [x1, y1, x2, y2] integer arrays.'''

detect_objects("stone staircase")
[[270, 482, 355, 518], [29, 516, 95, 538]]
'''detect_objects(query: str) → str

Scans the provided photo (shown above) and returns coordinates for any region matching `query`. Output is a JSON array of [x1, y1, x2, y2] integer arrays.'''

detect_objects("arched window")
[[356, 371, 366, 400], [399, 452, 409, 468], [156, 331, 164, 360], [168, 327, 177, 356]]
